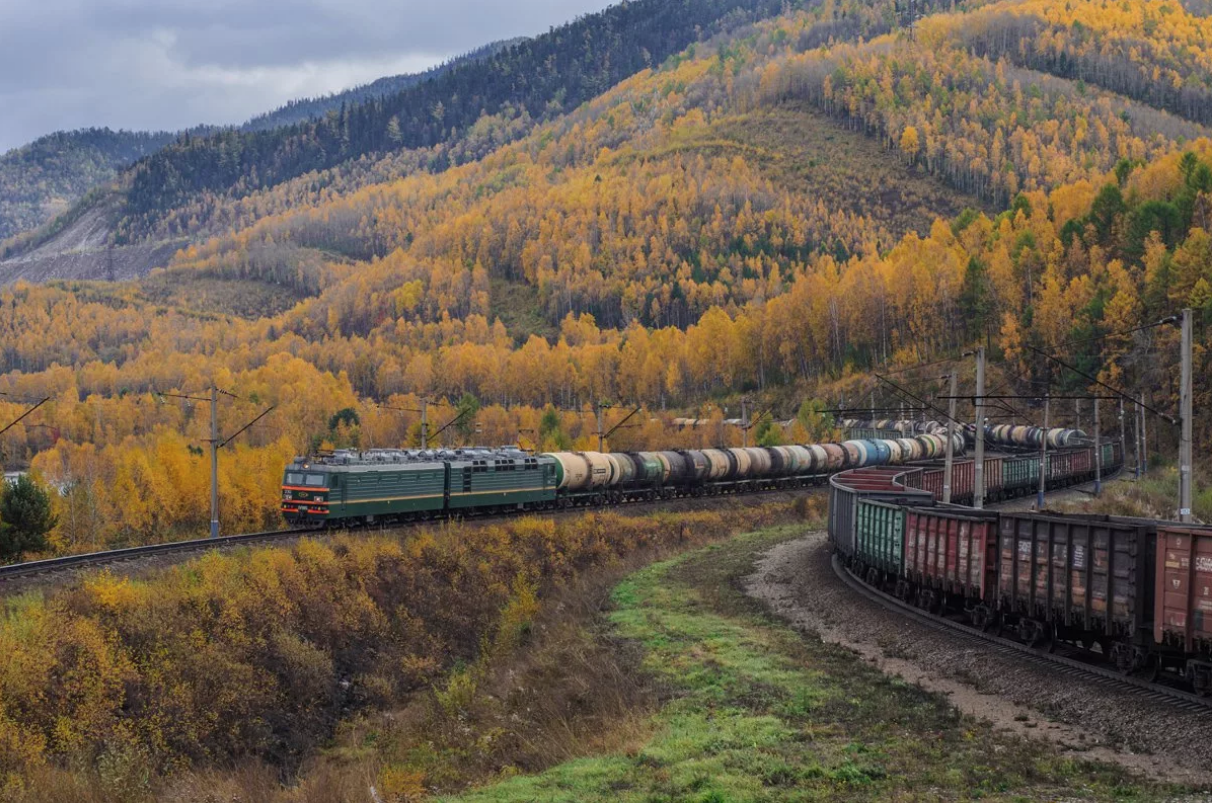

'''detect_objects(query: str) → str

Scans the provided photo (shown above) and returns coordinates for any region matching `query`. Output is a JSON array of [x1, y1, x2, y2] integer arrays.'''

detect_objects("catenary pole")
[[1180, 308, 1193, 523], [1118, 398, 1126, 481], [420, 399, 428, 450], [943, 370, 957, 505], [1094, 397, 1101, 496], [741, 398, 749, 448], [973, 347, 986, 509], [597, 402, 605, 453], [1141, 393, 1148, 477], [1037, 394, 1050, 511], [1134, 397, 1143, 479], [209, 386, 220, 539]]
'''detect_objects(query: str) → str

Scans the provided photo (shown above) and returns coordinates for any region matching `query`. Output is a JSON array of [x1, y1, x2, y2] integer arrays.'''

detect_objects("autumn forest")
[[1, 0, 1211, 555]]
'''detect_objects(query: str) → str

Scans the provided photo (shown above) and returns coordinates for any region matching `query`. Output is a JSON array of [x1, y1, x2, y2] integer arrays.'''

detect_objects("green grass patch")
[[445, 526, 1181, 802]]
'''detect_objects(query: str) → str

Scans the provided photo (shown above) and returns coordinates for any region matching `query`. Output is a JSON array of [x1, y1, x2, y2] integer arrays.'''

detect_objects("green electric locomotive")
[[282, 448, 559, 527]]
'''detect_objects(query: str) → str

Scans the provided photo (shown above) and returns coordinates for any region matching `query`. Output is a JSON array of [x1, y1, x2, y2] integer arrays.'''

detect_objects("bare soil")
[[0, 201, 185, 285]]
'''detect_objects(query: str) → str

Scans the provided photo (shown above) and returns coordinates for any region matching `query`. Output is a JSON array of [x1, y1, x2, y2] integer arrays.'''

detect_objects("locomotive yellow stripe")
[[290, 488, 555, 511], [449, 488, 551, 496], [334, 493, 445, 504]]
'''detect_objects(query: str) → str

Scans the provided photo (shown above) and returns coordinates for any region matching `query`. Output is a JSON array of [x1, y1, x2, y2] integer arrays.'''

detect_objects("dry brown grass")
[[0, 498, 822, 803]]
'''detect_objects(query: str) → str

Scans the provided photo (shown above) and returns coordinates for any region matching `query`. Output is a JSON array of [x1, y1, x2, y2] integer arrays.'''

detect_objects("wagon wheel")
[[1109, 643, 1133, 675], [1145, 658, 1162, 684], [1044, 625, 1058, 654]]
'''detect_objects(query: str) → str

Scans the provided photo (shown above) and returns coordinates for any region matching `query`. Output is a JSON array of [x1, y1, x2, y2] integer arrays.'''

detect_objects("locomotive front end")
[[281, 461, 331, 526]]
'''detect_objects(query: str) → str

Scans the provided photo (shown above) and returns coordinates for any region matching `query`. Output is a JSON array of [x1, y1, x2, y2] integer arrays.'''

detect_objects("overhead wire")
[[1059, 315, 1179, 348], [1025, 344, 1177, 425]]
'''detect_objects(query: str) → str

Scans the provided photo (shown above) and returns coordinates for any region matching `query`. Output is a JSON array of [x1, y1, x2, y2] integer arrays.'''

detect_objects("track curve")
[[829, 472, 1212, 714]]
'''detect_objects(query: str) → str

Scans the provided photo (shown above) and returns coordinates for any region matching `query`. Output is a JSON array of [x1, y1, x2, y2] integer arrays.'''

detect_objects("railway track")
[[0, 482, 827, 585], [831, 554, 1212, 714], [830, 474, 1212, 714], [0, 527, 318, 582]]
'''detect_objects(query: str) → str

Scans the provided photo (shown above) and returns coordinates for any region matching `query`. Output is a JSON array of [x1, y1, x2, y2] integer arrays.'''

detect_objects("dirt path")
[[745, 531, 1212, 788]]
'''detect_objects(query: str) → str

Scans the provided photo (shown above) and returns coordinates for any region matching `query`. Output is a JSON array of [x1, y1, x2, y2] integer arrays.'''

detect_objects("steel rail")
[[1, 447, 1126, 585], [829, 469, 1212, 714], [0, 478, 835, 584], [831, 552, 1212, 713], [0, 528, 317, 581]]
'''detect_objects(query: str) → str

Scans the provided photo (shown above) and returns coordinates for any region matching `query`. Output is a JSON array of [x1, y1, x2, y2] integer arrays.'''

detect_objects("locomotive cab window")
[[286, 472, 304, 485], [305, 474, 326, 487]]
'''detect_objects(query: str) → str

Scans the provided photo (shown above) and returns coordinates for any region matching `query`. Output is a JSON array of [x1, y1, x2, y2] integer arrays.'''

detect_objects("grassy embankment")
[[1057, 463, 1212, 522], [442, 528, 1177, 802], [2, 502, 1182, 801]]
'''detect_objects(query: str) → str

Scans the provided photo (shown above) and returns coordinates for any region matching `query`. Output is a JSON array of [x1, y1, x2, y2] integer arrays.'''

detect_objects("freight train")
[[828, 444, 1212, 695], [281, 430, 969, 526], [841, 418, 1090, 451]]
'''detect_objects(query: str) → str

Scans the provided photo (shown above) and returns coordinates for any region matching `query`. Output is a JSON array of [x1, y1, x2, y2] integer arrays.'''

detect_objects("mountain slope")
[[0, 128, 175, 241], [0, 0, 1210, 555], [240, 38, 524, 133], [0, 39, 520, 246], [156, 0, 1211, 338], [115, 0, 798, 242]]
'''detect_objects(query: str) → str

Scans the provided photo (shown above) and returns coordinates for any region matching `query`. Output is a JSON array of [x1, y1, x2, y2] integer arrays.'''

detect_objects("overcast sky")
[[0, 0, 612, 153]]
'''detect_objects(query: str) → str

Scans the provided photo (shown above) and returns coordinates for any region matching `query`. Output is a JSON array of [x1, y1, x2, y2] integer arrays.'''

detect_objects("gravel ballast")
[[745, 530, 1212, 787]]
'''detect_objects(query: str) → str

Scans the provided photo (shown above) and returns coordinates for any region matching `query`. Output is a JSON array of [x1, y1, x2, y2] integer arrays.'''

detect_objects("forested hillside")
[[113, 0, 804, 241], [0, 38, 517, 247], [0, 0, 1210, 554], [0, 129, 175, 241], [241, 38, 523, 133]]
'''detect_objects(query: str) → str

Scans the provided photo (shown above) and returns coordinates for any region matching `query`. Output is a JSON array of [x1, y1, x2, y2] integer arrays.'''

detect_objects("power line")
[[219, 406, 277, 449], [0, 398, 50, 438], [1024, 344, 1177, 425], [1061, 315, 1179, 348], [874, 373, 965, 429], [881, 355, 961, 377], [938, 394, 1123, 401]]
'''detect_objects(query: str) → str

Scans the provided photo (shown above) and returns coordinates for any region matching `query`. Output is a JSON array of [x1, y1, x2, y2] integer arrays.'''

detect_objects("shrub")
[[0, 503, 794, 789]]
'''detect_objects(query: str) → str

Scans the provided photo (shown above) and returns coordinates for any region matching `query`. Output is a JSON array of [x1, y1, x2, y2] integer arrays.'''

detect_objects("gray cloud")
[[0, 0, 611, 152]]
